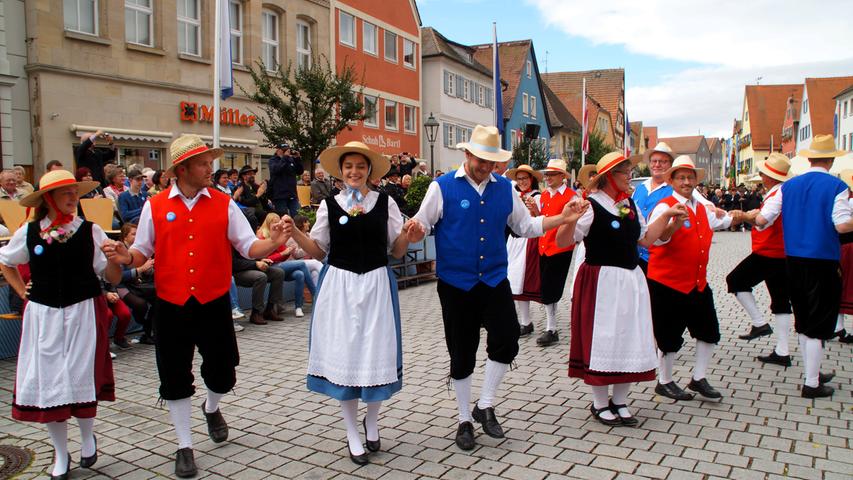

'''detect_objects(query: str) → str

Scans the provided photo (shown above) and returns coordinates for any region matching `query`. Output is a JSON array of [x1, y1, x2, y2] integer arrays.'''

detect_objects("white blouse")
[[310, 190, 403, 254], [0, 217, 109, 275], [574, 191, 648, 244]]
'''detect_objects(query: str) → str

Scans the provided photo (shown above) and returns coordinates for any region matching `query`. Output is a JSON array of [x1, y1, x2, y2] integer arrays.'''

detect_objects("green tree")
[[241, 56, 365, 173], [511, 138, 550, 170], [566, 130, 613, 173]]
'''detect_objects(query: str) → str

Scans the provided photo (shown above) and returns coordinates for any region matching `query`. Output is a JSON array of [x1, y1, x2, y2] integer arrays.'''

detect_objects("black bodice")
[[326, 193, 390, 274], [26, 220, 102, 308], [583, 197, 641, 270]]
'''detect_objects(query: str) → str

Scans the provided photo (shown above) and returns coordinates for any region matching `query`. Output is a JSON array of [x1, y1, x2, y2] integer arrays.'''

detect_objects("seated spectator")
[[0, 170, 24, 200], [299, 171, 312, 187], [331, 177, 344, 197], [310, 167, 332, 205], [231, 246, 286, 325], [401, 174, 412, 191], [117, 223, 156, 344], [257, 213, 316, 318], [149, 169, 169, 196], [13, 166, 33, 194], [414, 161, 430, 178], [213, 169, 231, 194], [382, 168, 407, 211], [227, 168, 239, 191], [290, 215, 323, 287], [233, 164, 268, 226], [103, 279, 133, 352], [103, 167, 126, 205], [76, 167, 105, 199], [45, 160, 64, 171], [142, 168, 156, 193], [118, 167, 148, 224]]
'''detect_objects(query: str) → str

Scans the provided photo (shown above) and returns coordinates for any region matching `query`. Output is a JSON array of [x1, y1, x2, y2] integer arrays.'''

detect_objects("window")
[[296, 21, 311, 70], [404, 105, 416, 133], [530, 96, 536, 119], [744, 110, 749, 122], [384, 31, 398, 62], [363, 95, 378, 127], [339, 11, 355, 47], [478, 85, 485, 106], [845, 100, 849, 118], [125, 0, 153, 46], [510, 129, 519, 148], [444, 70, 456, 96], [443, 123, 456, 148], [385, 100, 398, 130], [403, 38, 415, 68], [177, 0, 200, 56], [64, 0, 98, 35], [463, 79, 470, 102], [844, 135, 847, 150], [522, 93, 529, 116], [526, 60, 532, 78], [485, 87, 493, 109], [803, 99, 809, 114], [363, 21, 377, 55], [229, 1, 243, 65], [261, 10, 279, 70]]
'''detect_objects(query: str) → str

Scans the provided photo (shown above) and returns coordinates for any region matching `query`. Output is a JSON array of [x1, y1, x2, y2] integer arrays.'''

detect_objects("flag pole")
[[581, 77, 586, 166], [213, 0, 222, 171]]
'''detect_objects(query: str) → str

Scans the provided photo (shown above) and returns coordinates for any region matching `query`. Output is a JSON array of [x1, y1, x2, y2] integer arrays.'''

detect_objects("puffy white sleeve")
[[310, 200, 331, 254], [0, 223, 30, 266], [91, 224, 109, 275], [386, 197, 404, 252], [573, 206, 594, 243]]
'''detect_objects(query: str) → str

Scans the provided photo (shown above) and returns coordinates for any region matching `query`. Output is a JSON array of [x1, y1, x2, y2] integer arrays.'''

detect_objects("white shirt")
[[752, 183, 781, 231], [414, 167, 544, 238], [760, 167, 853, 227], [649, 190, 732, 245], [574, 191, 648, 243], [0, 217, 108, 275], [310, 190, 403, 254], [131, 186, 258, 258]]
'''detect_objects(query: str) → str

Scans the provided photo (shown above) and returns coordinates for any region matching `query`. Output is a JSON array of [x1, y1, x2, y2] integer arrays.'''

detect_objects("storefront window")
[[117, 147, 163, 171], [219, 152, 251, 171]]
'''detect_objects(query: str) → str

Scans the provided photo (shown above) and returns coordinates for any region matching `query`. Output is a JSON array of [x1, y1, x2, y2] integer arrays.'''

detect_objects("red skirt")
[[12, 295, 115, 423], [841, 243, 853, 315], [513, 238, 542, 302], [569, 264, 656, 386]]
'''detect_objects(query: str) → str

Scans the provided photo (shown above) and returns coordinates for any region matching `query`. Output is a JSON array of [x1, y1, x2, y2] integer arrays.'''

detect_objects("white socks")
[[365, 401, 381, 442], [774, 314, 791, 356], [46, 421, 69, 476], [77, 417, 96, 458], [205, 390, 224, 413], [693, 341, 714, 381], [453, 376, 473, 423], [836, 314, 845, 333], [545, 303, 558, 332], [659, 351, 675, 384], [516, 301, 531, 326], [167, 397, 193, 449], [799, 334, 823, 388], [339, 399, 364, 456], [477, 360, 509, 409], [736, 292, 766, 327], [590, 385, 617, 420], [611, 383, 632, 418]]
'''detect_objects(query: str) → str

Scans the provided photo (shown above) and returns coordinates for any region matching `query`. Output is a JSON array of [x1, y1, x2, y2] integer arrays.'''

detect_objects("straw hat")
[[505, 163, 543, 182], [578, 152, 639, 189], [318, 141, 390, 182], [798, 134, 847, 159], [543, 159, 569, 176], [756, 153, 793, 182], [456, 125, 512, 162], [167, 134, 223, 174], [665, 155, 706, 183], [20, 170, 99, 207], [648, 142, 675, 161]]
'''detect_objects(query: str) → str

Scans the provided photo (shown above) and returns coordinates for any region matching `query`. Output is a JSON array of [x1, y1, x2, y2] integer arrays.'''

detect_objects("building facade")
[[835, 84, 853, 152], [796, 76, 853, 153], [705, 137, 721, 185], [658, 135, 710, 179], [781, 90, 803, 159], [1, 0, 31, 175], [737, 84, 798, 178]]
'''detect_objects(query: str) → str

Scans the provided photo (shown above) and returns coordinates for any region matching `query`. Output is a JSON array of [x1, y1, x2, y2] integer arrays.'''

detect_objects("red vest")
[[751, 188, 785, 258], [150, 187, 233, 305], [538, 187, 576, 256], [648, 196, 712, 294]]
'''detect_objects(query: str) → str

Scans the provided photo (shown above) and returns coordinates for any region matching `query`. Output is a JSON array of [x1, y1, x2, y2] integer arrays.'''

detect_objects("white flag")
[[217, 0, 233, 99]]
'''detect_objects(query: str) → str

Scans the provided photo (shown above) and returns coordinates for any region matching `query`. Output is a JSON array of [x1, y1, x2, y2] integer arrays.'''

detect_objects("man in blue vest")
[[407, 125, 587, 451], [749, 134, 853, 398]]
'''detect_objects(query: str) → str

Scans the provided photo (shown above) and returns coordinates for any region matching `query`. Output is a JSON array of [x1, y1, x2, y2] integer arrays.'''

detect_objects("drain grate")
[[0, 444, 34, 478]]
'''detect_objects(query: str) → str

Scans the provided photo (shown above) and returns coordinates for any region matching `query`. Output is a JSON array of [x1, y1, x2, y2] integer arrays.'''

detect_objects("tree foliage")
[[565, 130, 614, 173], [511, 138, 550, 170], [405, 175, 432, 214]]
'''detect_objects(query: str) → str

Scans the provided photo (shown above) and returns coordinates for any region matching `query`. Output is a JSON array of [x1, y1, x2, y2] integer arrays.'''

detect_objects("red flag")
[[581, 78, 589, 156]]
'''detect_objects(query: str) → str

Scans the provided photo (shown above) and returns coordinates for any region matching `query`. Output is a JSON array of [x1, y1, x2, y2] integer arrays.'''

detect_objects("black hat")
[[239, 165, 258, 176]]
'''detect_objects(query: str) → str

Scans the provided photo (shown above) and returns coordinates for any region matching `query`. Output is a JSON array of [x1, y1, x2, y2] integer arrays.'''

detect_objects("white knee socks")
[[365, 401, 381, 442], [167, 397, 193, 449], [46, 421, 69, 476], [735, 292, 766, 327], [545, 303, 558, 332], [205, 390, 224, 413], [339, 399, 364, 455], [611, 383, 632, 418], [77, 417, 96, 458], [799, 334, 823, 388], [516, 301, 531, 326], [453, 376, 473, 423], [659, 351, 675, 384], [590, 385, 617, 420], [836, 314, 845, 333], [477, 360, 509, 409], [774, 313, 791, 356], [693, 341, 714, 381]]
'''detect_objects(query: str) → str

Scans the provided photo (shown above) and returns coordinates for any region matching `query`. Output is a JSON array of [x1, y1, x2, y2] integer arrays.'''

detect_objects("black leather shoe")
[[589, 404, 621, 426], [201, 401, 229, 443], [50, 453, 71, 480], [655, 381, 694, 401], [819, 372, 835, 384], [757, 351, 792, 367], [175, 448, 197, 478], [687, 378, 723, 400], [802, 384, 834, 398], [472, 404, 505, 438], [80, 434, 97, 468], [839, 333, 853, 343], [455, 421, 475, 451], [362, 418, 380, 453], [738, 324, 773, 341], [609, 401, 639, 427], [519, 323, 533, 337], [833, 328, 847, 340], [536, 330, 559, 347], [348, 445, 369, 466]]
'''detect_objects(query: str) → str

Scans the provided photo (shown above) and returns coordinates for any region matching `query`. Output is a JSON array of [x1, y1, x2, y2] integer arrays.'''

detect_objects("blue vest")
[[781, 171, 846, 260], [632, 181, 673, 262], [434, 171, 514, 291]]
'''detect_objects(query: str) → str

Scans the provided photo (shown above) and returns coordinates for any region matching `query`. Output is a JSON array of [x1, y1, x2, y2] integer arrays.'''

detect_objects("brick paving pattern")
[[0, 231, 850, 479]]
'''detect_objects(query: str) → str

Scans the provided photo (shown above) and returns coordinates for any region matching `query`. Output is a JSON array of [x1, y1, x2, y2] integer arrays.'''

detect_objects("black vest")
[[327, 193, 390, 274], [583, 197, 641, 270], [27, 220, 103, 308]]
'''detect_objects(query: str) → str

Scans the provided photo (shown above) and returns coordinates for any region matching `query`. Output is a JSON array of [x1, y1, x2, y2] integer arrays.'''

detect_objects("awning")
[[70, 124, 173, 143], [198, 135, 259, 149]]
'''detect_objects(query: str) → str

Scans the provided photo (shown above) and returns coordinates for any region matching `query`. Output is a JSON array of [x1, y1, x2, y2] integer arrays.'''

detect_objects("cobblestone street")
[[0, 231, 851, 479]]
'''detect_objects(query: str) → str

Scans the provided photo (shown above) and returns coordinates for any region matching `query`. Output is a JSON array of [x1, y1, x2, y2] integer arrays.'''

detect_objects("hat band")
[[545, 167, 566, 172], [40, 178, 77, 191], [468, 141, 500, 153], [809, 147, 839, 154], [763, 163, 787, 176], [599, 154, 627, 173], [173, 145, 210, 165]]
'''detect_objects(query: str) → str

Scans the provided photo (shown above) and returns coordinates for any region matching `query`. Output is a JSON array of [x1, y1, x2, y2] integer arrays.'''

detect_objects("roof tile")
[[804, 76, 853, 137], [745, 84, 802, 151]]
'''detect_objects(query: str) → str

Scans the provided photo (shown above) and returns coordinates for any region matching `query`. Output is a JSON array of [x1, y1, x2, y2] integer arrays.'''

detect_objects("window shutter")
[[486, 88, 493, 108], [444, 71, 450, 94], [443, 123, 449, 147], [456, 75, 464, 98]]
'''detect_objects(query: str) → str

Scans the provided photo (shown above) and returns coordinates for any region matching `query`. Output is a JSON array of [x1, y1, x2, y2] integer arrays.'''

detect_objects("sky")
[[416, 0, 853, 139]]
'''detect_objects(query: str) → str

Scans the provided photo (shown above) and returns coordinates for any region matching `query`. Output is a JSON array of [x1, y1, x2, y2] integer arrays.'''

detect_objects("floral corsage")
[[347, 205, 366, 216], [40, 226, 73, 244], [617, 200, 635, 220]]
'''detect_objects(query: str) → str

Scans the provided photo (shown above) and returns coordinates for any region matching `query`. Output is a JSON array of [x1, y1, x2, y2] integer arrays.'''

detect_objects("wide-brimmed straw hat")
[[21, 170, 99, 207], [167, 134, 223, 174], [318, 141, 390, 182], [578, 152, 639, 189], [648, 142, 675, 161], [839, 169, 853, 190], [665, 155, 706, 183], [757, 153, 793, 182], [505, 163, 543, 182], [456, 125, 512, 162], [799, 134, 847, 159], [543, 159, 569, 176]]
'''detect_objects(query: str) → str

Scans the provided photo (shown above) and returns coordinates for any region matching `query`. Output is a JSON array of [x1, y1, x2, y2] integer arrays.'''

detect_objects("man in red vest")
[[647, 156, 743, 402], [103, 134, 291, 478], [536, 159, 577, 347], [727, 154, 793, 367]]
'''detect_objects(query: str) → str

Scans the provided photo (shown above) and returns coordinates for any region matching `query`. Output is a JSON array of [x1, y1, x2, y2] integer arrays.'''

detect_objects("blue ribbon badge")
[[339, 215, 349, 225], [460, 199, 470, 209], [610, 220, 620, 229], [166, 211, 176, 222], [684, 220, 691, 229], [33, 245, 44, 256]]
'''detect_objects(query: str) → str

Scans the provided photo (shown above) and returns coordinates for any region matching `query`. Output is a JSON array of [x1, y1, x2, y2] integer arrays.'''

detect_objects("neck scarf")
[[606, 172, 630, 203], [345, 185, 365, 210], [41, 192, 74, 233]]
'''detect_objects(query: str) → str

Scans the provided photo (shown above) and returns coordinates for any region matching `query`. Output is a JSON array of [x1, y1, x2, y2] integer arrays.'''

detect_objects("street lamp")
[[424, 112, 439, 175]]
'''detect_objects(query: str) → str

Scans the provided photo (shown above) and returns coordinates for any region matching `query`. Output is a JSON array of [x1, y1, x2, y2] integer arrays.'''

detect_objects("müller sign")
[[179, 101, 256, 127]]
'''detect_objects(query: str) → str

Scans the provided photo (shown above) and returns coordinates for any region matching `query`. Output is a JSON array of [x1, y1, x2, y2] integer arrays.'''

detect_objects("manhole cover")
[[0, 445, 33, 478]]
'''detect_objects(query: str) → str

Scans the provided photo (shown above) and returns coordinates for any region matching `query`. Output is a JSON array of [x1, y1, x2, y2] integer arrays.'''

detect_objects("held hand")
[[729, 209, 744, 225], [744, 209, 760, 223], [101, 239, 131, 265], [666, 203, 688, 219], [561, 199, 590, 224], [404, 219, 426, 243], [269, 216, 292, 245], [714, 207, 726, 219]]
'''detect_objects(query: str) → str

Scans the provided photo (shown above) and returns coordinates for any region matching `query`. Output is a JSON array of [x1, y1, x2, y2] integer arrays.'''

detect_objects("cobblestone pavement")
[[0, 231, 851, 479]]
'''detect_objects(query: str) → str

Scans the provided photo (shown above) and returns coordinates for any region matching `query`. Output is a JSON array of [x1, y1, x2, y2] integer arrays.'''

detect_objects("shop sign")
[[180, 101, 256, 127], [361, 134, 401, 149]]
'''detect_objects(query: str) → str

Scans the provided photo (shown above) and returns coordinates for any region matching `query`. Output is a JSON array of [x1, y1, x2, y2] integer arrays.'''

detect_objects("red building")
[[330, 0, 422, 158], [781, 87, 804, 159]]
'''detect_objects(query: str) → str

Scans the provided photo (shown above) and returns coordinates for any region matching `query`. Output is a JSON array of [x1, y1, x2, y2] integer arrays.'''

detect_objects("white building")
[[0, 0, 31, 170], [796, 76, 853, 153], [421, 27, 494, 173], [835, 84, 853, 151]]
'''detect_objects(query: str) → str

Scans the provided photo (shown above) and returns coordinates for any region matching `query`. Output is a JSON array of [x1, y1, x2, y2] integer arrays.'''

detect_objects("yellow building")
[[736, 84, 800, 183]]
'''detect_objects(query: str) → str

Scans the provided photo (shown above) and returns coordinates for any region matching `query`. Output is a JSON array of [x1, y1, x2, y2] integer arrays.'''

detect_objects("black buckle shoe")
[[833, 328, 847, 340], [519, 323, 533, 337], [348, 445, 369, 466], [455, 421, 475, 451], [757, 351, 792, 367], [687, 378, 723, 400], [80, 434, 97, 468], [655, 381, 694, 401], [362, 417, 380, 453], [536, 330, 559, 347], [738, 324, 773, 341], [472, 404, 505, 438], [201, 401, 229, 443], [50, 453, 71, 480], [175, 448, 197, 478], [608, 401, 639, 427], [839, 333, 853, 344], [589, 404, 621, 426], [802, 384, 834, 398], [819, 372, 835, 384]]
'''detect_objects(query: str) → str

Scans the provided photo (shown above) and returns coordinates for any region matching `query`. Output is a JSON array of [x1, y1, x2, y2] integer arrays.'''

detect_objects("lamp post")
[[424, 112, 439, 175]]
